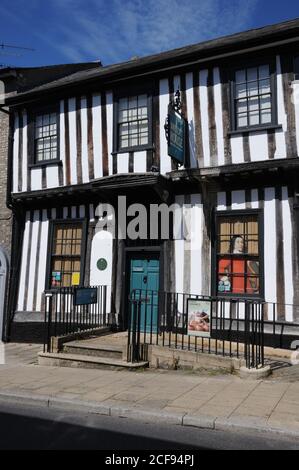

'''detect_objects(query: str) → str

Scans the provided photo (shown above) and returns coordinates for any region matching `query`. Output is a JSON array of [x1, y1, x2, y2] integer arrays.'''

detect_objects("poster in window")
[[72, 272, 80, 286], [51, 271, 61, 287], [218, 259, 232, 293], [187, 299, 211, 338], [247, 261, 259, 294]]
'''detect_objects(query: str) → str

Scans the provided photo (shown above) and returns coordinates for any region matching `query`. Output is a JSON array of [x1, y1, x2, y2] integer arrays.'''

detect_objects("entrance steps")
[[38, 334, 148, 371]]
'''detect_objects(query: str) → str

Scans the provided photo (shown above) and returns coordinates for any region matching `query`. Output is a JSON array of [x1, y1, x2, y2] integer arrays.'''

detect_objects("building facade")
[[5, 19, 299, 342], [0, 62, 102, 341]]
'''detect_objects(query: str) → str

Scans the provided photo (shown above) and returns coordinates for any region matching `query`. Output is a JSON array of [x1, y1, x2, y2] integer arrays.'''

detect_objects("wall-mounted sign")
[[187, 299, 211, 338], [74, 287, 98, 306], [97, 258, 108, 271], [164, 90, 187, 166]]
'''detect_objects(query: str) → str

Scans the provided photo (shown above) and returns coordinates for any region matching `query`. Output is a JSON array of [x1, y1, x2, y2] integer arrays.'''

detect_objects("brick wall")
[[0, 110, 12, 258]]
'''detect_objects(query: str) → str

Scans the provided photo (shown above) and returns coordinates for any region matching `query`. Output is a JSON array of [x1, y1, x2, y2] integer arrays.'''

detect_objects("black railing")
[[43, 286, 110, 353], [127, 290, 265, 369]]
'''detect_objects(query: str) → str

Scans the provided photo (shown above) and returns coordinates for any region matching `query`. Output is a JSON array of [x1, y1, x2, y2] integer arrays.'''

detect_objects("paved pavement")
[[0, 343, 299, 442]]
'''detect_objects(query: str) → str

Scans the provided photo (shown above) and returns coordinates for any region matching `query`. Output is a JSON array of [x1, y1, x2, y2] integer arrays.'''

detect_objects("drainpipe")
[[3, 110, 25, 342]]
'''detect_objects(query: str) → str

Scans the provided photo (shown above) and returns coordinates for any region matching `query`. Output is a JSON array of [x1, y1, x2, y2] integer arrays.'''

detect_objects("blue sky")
[[0, 0, 298, 68]]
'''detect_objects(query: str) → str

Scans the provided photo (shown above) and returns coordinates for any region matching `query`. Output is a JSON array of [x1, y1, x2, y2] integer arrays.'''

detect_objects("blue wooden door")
[[130, 258, 160, 332]]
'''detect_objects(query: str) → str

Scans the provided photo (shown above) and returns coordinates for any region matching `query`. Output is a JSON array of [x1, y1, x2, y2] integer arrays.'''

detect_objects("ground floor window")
[[49, 222, 84, 288], [216, 212, 262, 296]]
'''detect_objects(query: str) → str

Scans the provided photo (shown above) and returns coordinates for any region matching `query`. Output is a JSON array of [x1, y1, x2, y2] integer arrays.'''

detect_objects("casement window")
[[216, 212, 262, 297], [116, 94, 151, 151], [231, 64, 276, 131], [49, 222, 85, 288], [34, 112, 58, 162]]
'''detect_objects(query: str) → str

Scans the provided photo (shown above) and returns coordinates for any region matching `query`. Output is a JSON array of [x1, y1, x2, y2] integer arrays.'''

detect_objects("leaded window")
[[216, 214, 261, 296], [50, 223, 83, 288]]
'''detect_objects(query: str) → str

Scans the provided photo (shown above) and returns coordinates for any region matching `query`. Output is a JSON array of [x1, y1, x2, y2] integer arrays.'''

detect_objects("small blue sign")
[[74, 288, 98, 306]]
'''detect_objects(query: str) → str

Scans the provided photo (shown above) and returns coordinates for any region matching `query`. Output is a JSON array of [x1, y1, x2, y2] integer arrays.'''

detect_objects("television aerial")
[[0, 43, 35, 67]]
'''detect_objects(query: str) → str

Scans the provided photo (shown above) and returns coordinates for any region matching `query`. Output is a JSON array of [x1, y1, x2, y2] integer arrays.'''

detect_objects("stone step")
[[38, 352, 148, 371], [63, 342, 123, 360]]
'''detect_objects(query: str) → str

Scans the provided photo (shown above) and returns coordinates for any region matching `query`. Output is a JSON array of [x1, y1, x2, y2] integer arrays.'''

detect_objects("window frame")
[[45, 219, 87, 291], [212, 209, 264, 300], [113, 91, 153, 154], [28, 104, 61, 168], [229, 58, 278, 134]]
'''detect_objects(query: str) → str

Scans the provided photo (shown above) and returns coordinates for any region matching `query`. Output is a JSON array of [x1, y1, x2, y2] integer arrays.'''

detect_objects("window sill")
[[228, 124, 282, 136], [111, 146, 154, 155], [29, 160, 62, 169]]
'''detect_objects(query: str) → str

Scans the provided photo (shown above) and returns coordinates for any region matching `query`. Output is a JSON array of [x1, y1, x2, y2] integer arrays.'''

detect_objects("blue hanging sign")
[[165, 90, 187, 166]]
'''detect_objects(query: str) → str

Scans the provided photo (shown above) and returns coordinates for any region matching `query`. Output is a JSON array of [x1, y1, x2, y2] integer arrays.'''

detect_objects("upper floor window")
[[232, 64, 274, 130], [117, 94, 149, 150], [35, 112, 58, 162]]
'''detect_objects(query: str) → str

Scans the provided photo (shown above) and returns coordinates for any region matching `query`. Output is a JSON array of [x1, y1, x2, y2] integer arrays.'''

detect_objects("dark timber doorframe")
[[121, 246, 164, 331]]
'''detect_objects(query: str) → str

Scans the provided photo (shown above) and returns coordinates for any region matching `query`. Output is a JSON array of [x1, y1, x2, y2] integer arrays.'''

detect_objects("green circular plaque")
[[97, 258, 108, 271]]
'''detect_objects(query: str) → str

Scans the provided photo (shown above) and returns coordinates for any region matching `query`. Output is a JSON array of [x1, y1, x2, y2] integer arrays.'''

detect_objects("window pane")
[[138, 95, 147, 107], [248, 81, 258, 97], [139, 106, 148, 118], [130, 134, 138, 147], [248, 97, 259, 112], [259, 79, 270, 95], [128, 96, 137, 109], [36, 115, 43, 127], [236, 83, 247, 99], [237, 99, 247, 114], [247, 67, 258, 82], [140, 134, 148, 145], [128, 108, 138, 121], [120, 136, 128, 148], [232, 260, 246, 294], [237, 114, 248, 128], [50, 113, 56, 125], [247, 261, 260, 294], [119, 123, 129, 136], [260, 94, 271, 110], [218, 259, 232, 293], [249, 111, 260, 126], [119, 109, 128, 123], [43, 114, 50, 126], [236, 70, 246, 84], [119, 98, 127, 110], [261, 110, 272, 124], [259, 64, 270, 79]]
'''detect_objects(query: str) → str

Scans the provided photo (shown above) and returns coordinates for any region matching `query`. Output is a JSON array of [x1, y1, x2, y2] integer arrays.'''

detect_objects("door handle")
[[143, 276, 148, 284]]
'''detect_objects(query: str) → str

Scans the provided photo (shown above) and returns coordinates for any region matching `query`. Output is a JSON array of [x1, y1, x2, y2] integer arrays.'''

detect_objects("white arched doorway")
[[0, 249, 8, 341]]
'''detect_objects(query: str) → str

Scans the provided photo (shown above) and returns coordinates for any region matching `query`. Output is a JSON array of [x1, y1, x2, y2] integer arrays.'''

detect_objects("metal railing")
[[43, 286, 110, 353], [127, 290, 265, 369]]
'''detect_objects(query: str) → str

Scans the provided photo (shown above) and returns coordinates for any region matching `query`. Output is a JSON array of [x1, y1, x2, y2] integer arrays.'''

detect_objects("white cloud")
[[5, 0, 259, 65]]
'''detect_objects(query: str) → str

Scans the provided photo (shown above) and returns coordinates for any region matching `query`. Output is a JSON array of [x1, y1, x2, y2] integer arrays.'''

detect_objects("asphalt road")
[[0, 400, 298, 451]]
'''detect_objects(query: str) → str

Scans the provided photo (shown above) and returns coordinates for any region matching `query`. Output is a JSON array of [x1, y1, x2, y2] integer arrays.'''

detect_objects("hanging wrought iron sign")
[[164, 89, 187, 166]]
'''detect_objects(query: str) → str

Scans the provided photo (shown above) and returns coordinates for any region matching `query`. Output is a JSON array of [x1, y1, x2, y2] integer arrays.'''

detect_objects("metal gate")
[[0, 249, 8, 341]]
